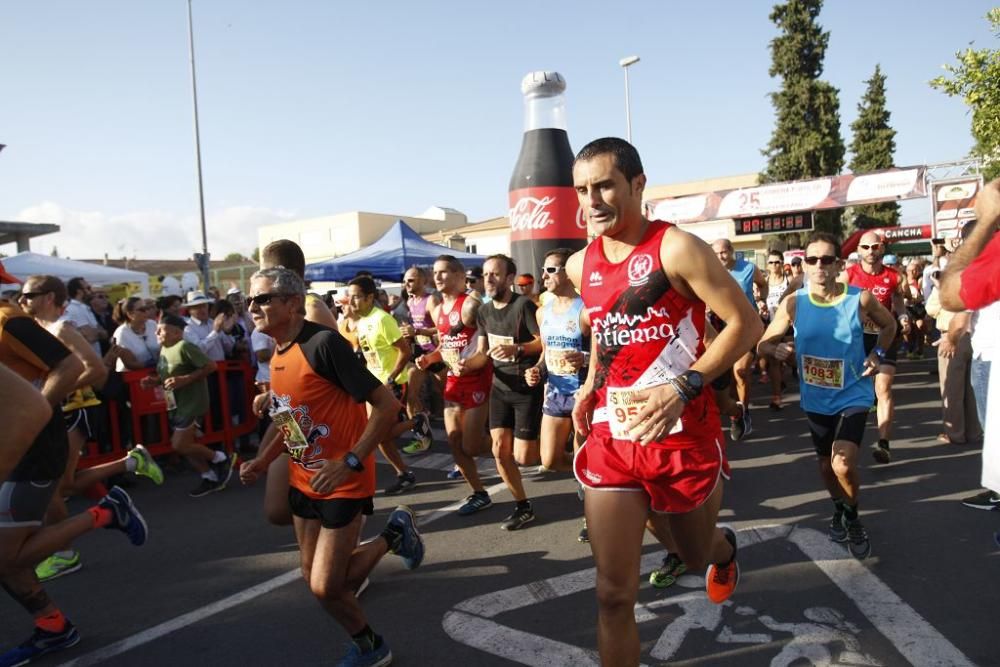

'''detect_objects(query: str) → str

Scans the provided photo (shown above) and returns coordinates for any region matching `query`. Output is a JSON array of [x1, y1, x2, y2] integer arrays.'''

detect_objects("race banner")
[[647, 166, 927, 224], [930, 178, 981, 239]]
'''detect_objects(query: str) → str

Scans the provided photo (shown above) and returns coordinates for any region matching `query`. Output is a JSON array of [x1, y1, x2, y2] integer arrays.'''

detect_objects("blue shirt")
[[540, 296, 585, 395], [729, 258, 757, 307]]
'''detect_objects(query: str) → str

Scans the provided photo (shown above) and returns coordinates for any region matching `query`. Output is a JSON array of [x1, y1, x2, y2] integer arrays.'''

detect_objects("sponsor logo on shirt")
[[588, 271, 603, 287], [449, 311, 461, 327], [627, 254, 654, 287]]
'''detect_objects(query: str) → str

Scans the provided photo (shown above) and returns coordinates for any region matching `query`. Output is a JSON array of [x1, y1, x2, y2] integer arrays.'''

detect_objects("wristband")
[[665, 376, 692, 404]]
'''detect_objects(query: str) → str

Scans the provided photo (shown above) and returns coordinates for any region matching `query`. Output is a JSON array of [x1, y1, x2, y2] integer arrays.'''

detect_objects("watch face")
[[686, 371, 704, 390]]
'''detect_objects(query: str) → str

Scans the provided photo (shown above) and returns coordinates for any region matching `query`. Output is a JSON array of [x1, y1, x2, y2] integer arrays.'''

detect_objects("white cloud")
[[8, 202, 297, 260]]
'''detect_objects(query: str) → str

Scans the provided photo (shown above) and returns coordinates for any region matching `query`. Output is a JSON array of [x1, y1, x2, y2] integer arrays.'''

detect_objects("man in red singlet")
[[567, 138, 763, 667], [415, 255, 493, 516], [845, 230, 905, 464]]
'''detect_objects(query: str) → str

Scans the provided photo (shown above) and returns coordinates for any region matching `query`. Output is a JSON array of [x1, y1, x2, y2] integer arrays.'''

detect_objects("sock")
[[35, 609, 68, 634], [203, 470, 219, 482], [53, 550, 75, 559], [351, 625, 381, 653], [211, 450, 227, 464], [843, 503, 859, 521], [878, 438, 890, 449], [87, 505, 113, 528], [380, 523, 404, 553], [125, 455, 138, 473], [515, 499, 531, 511]]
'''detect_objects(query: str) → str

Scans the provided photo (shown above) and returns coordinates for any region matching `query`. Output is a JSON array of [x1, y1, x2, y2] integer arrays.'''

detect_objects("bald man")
[[711, 238, 768, 440], [845, 231, 905, 464]]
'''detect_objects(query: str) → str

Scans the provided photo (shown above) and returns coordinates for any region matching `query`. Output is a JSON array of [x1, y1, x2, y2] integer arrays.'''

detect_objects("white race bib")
[[487, 333, 514, 360], [546, 347, 577, 376], [606, 385, 683, 441], [801, 354, 845, 389]]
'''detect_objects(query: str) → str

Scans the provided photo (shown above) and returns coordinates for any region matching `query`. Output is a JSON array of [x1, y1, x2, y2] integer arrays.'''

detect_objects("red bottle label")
[[508, 187, 587, 242]]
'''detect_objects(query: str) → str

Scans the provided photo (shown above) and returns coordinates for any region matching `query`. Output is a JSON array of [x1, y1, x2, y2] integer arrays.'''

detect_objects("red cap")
[[0, 260, 21, 285]]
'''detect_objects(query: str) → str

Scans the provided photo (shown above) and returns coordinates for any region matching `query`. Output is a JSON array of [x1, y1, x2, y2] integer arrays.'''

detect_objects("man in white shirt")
[[182, 291, 234, 362], [62, 277, 104, 355]]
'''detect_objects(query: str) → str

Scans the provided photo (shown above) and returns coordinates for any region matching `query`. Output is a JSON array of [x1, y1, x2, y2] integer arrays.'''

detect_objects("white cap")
[[521, 71, 566, 98]]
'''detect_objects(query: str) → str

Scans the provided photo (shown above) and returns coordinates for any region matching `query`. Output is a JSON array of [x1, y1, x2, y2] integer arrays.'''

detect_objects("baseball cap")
[[883, 254, 898, 266], [790, 257, 802, 266], [466, 266, 483, 279], [515, 275, 535, 287], [0, 259, 20, 285]]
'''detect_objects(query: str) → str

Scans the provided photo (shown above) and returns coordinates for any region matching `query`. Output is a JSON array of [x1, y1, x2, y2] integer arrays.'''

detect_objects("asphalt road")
[[2, 357, 998, 666]]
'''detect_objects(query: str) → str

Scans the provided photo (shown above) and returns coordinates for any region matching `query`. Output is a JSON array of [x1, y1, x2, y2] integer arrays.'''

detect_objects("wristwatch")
[[343, 452, 364, 472], [872, 346, 886, 359], [677, 370, 705, 399]]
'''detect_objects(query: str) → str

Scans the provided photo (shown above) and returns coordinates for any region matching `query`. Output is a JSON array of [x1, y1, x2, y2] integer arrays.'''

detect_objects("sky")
[[0, 1, 996, 260]]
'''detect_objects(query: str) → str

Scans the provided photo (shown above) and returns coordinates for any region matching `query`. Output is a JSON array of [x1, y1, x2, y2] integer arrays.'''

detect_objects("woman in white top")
[[111, 296, 160, 371]]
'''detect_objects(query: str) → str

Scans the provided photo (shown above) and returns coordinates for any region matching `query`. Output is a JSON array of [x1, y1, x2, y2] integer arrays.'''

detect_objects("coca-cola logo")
[[509, 196, 558, 232]]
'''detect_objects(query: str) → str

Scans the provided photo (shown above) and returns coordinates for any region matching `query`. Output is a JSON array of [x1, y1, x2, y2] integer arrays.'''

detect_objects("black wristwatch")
[[343, 452, 364, 472], [677, 370, 705, 399]]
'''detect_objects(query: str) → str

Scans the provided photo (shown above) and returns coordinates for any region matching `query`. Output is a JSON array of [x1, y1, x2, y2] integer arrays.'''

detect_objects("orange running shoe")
[[705, 526, 739, 604]]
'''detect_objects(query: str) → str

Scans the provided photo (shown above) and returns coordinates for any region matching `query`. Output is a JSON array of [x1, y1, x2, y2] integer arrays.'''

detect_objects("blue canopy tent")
[[304, 220, 487, 282]]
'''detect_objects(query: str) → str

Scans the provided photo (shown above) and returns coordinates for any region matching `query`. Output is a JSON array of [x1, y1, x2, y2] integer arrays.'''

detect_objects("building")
[[0, 220, 60, 253]]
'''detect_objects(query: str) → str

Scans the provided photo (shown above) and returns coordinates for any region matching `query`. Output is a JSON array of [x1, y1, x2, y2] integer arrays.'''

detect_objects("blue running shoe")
[[386, 505, 424, 570], [0, 622, 80, 667], [456, 492, 492, 516], [99, 486, 148, 546], [446, 466, 463, 480], [336, 640, 392, 667]]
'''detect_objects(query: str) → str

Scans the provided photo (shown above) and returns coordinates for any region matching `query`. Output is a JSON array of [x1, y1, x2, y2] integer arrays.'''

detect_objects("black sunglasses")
[[804, 255, 837, 266], [858, 243, 881, 251], [767, 260, 783, 265], [18, 291, 50, 300], [465, 277, 477, 283], [542, 266, 565, 274], [247, 293, 288, 307]]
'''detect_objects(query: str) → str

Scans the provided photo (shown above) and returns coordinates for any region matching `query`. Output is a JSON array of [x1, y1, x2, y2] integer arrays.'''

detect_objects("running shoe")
[[446, 466, 464, 480], [405, 412, 433, 451], [211, 452, 235, 488], [384, 471, 417, 496], [386, 505, 424, 570], [457, 491, 492, 516], [402, 438, 430, 455], [35, 551, 82, 583], [828, 507, 847, 542], [871, 440, 892, 464], [0, 622, 80, 666], [189, 477, 220, 498], [729, 403, 751, 441], [649, 553, 687, 589], [128, 444, 164, 485], [843, 516, 872, 559], [335, 640, 392, 667], [577, 519, 589, 543], [768, 401, 783, 412], [500, 504, 535, 531], [961, 489, 1000, 510], [705, 526, 739, 604], [99, 486, 148, 546]]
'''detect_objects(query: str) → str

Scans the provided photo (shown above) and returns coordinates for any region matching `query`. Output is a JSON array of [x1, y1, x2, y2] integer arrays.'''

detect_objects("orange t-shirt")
[[270, 321, 381, 500]]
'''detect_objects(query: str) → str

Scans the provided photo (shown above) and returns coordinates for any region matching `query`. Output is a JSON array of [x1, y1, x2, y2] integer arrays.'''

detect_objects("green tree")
[[224, 251, 245, 262], [250, 246, 260, 263], [930, 8, 1000, 180], [761, 0, 845, 243], [846, 64, 900, 232]]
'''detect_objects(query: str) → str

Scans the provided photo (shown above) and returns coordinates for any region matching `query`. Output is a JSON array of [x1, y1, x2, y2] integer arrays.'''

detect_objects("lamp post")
[[619, 55, 640, 143], [187, 0, 210, 290]]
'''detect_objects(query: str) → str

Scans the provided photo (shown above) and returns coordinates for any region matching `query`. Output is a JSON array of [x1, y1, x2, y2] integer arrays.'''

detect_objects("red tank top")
[[581, 220, 720, 449], [847, 264, 899, 311], [436, 293, 483, 379]]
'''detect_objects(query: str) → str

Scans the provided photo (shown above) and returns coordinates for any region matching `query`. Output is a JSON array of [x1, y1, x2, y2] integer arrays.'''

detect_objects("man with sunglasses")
[[397, 266, 440, 456], [846, 231, 906, 464], [760, 233, 896, 560]]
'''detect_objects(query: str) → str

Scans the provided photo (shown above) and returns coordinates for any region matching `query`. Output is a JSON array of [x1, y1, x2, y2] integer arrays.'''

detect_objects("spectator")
[[156, 294, 183, 321], [181, 291, 234, 361], [89, 290, 116, 354], [63, 277, 106, 355], [110, 297, 160, 371]]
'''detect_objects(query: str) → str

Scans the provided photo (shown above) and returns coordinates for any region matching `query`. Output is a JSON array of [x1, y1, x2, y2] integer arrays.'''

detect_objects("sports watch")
[[678, 370, 704, 398], [872, 346, 886, 359], [343, 451, 365, 472]]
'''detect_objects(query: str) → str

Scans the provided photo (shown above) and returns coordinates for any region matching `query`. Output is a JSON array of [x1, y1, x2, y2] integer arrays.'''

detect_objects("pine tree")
[[847, 65, 899, 231], [761, 0, 845, 243]]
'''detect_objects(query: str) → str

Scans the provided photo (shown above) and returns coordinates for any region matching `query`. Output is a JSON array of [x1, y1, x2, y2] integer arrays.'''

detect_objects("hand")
[[524, 366, 542, 387], [629, 384, 686, 446], [937, 337, 956, 359], [399, 324, 416, 338], [163, 374, 189, 391], [862, 353, 881, 377], [252, 392, 271, 418], [572, 384, 597, 438], [309, 457, 350, 495], [213, 313, 226, 333], [563, 350, 586, 371], [774, 341, 795, 362], [489, 344, 518, 361], [239, 458, 266, 486]]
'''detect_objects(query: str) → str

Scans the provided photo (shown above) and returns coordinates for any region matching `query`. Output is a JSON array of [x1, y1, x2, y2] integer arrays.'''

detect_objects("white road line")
[[57, 468, 512, 667]]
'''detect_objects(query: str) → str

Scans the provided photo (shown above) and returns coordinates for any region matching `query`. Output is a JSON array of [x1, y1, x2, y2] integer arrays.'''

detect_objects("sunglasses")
[[465, 277, 477, 284], [767, 260, 783, 265], [18, 291, 50, 300], [247, 293, 288, 307], [542, 266, 565, 274], [804, 255, 837, 266], [858, 244, 881, 251]]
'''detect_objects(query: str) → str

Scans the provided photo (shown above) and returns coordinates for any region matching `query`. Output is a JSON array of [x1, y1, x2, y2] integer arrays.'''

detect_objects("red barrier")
[[79, 361, 259, 468]]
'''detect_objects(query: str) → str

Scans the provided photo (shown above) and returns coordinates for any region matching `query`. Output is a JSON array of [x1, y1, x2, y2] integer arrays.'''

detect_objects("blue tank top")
[[793, 285, 874, 414], [729, 258, 757, 306], [540, 296, 585, 394]]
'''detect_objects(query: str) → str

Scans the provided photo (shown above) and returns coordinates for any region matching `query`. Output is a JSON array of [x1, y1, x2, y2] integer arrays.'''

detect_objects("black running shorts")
[[287, 487, 374, 529], [489, 386, 543, 440], [805, 408, 870, 457]]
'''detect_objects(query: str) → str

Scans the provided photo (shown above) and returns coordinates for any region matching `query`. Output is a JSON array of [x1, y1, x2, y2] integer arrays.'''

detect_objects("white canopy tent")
[[0, 252, 150, 295]]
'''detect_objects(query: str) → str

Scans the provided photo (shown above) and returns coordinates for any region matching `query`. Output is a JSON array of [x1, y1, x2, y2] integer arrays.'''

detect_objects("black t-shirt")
[[476, 293, 539, 393], [282, 321, 382, 404]]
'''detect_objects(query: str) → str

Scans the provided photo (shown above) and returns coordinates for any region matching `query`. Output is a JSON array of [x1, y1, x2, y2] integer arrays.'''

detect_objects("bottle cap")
[[521, 71, 566, 98]]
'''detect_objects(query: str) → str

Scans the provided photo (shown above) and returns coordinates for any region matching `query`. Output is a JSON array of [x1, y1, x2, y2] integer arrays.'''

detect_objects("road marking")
[[443, 524, 975, 667], [57, 466, 511, 667]]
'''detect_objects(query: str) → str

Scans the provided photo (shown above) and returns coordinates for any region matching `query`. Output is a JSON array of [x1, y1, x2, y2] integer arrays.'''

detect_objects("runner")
[[415, 255, 492, 516], [524, 248, 590, 538], [0, 297, 147, 667], [396, 266, 440, 456], [846, 231, 906, 464], [763, 250, 793, 410], [568, 137, 761, 666], [759, 232, 897, 559], [18, 275, 163, 582], [0, 364, 52, 484], [347, 275, 420, 496], [140, 315, 231, 497], [238, 267, 423, 667], [468, 254, 543, 530], [711, 238, 765, 439]]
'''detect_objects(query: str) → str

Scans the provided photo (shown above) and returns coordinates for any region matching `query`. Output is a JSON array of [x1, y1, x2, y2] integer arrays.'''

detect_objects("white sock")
[[211, 450, 227, 464], [125, 456, 138, 473], [202, 470, 219, 482]]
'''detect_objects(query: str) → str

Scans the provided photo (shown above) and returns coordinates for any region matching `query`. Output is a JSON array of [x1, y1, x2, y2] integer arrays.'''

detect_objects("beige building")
[[257, 206, 469, 265]]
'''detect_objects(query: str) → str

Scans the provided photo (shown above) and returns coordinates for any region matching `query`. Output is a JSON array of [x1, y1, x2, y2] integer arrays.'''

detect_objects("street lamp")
[[619, 55, 640, 143], [187, 0, 210, 290]]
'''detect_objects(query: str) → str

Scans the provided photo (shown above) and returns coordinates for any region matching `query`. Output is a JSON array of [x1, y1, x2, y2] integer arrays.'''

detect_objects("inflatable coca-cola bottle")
[[508, 71, 586, 279]]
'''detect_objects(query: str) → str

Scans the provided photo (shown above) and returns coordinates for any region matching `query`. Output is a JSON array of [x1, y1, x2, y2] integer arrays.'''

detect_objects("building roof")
[[80, 258, 256, 279], [0, 220, 61, 246]]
